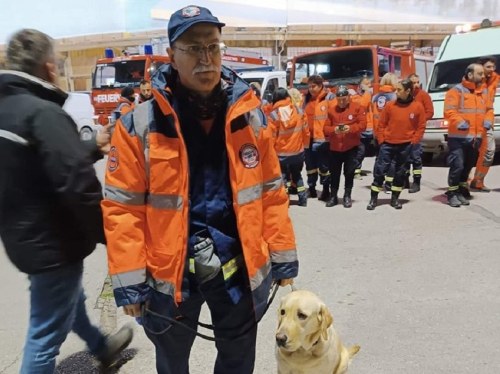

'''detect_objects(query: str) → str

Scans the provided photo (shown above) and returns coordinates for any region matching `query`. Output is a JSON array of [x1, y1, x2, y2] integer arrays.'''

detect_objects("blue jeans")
[[143, 272, 257, 374], [21, 261, 106, 374]]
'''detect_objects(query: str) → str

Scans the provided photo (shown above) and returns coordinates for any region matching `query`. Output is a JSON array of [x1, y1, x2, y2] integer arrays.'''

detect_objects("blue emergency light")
[[104, 48, 114, 58], [144, 44, 153, 55]]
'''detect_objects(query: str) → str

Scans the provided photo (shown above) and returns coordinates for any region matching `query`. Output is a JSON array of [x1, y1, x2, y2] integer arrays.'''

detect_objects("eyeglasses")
[[174, 43, 221, 58]]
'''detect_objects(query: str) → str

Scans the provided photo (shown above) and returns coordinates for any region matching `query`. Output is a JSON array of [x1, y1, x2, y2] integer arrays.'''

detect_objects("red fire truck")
[[91, 48, 170, 119], [289, 45, 415, 94]]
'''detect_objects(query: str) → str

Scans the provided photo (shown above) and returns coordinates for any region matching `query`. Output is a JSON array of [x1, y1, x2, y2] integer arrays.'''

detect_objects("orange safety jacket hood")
[[102, 64, 298, 319]]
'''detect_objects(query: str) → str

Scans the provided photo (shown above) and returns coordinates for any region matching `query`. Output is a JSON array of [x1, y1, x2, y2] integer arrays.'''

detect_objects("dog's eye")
[[280, 309, 285, 316], [297, 312, 307, 320]]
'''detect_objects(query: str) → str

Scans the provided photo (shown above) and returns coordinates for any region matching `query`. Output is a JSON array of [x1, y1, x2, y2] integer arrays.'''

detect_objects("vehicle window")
[[428, 54, 500, 93], [93, 60, 146, 88], [377, 54, 389, 77], [265, 78, 279, 96], [242, 78, 264, 87], [294, 49, 374, 88], [393, 56, 401, 76]]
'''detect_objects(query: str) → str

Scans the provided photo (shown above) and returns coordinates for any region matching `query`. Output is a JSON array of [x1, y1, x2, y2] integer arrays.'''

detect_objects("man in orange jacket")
[[470, 56, 498, 192], [324, 86, 367, 207], [444, 63, 490, 207], [102, 5, 298, 373], [268, 88, 310, 206], [406, 73, 434, 193], [303, 75, 333, 201]]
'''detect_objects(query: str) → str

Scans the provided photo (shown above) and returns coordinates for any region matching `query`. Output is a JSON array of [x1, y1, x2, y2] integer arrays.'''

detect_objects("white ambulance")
[[421, 19, 500, 161]]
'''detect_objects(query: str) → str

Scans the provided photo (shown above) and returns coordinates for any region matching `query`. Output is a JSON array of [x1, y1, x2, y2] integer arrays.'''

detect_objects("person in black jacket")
[[0, 29, 133, 373]]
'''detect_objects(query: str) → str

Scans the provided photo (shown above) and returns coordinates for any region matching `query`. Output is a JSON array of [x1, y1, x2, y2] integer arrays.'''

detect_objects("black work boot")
[[95, 323, 134, 369], [307, 187, 317, 198], [318, 184, 330, 201], [409, 177, 421, 193], [447, 192, 461, 208], [456, 192, 470, 206], [390, 191, 403, 209], [459, 186, 472, 200], [325, 189, 338, 207], [366, 190, 378, 210], [298, 192, 308, 207], [343, 188, 352, 208]]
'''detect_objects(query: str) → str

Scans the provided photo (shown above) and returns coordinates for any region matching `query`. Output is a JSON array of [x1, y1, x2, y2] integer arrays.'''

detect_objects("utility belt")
[[189, 232, 243, 284]]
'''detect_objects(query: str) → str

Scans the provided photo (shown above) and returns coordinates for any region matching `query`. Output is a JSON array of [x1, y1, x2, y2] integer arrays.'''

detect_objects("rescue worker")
[[139, 79, 153, 102], [444, 63, 490, 207], [101, 6, 298, 374], [352, 76, 373, 178], [470, 56, 498, 192], [323, 86, 367, 208], [286, 87, 306, 195], [0, 29, 132, 372], [111, 86, 135, 123], [303, 74, 332, 201], [406, 73, 434, 193], [367, 79, 426, 210], [268, 88, 309, 206], [371, 73, 398, 192]]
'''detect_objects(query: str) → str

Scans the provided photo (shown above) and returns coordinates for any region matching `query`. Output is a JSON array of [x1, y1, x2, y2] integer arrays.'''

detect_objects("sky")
[[1, 0, 499, 44]]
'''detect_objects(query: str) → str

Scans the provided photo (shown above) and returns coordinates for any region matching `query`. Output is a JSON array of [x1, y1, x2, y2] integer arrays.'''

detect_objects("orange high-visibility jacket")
[[378, 99, 426, 144], [484, 72, 499, 128], [444, 78, 491, 139], [324, 99, 367, 152], [268, 98, 309, 157], [413, 88, 434, 121], [304, 90, 333, 143], [102, 66, 298, 319]]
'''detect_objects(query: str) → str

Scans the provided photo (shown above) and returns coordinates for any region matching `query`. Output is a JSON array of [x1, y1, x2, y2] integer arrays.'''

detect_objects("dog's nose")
[[276, 333, 288, 347]]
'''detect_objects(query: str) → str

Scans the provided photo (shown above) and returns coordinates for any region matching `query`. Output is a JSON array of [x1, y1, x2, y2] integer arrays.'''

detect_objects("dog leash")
[[142, 281, 281, 342]]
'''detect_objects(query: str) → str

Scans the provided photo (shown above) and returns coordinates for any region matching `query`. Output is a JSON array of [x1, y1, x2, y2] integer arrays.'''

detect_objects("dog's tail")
[[348, 345, 360, 358]]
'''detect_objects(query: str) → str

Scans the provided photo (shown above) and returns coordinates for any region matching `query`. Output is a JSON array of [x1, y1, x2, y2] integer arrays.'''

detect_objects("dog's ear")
[[319, 304, 333, 340]]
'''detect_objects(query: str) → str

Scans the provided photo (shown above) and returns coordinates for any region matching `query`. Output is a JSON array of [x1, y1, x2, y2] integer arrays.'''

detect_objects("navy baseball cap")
[[168, 5, 225, 44]]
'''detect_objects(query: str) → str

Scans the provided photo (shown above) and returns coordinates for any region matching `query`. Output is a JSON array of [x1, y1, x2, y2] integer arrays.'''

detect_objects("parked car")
[[62, 91, 101, 141]]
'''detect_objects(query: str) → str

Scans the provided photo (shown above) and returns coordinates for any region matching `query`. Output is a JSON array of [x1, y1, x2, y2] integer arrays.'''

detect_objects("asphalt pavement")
[[1, 156, 500, 374]]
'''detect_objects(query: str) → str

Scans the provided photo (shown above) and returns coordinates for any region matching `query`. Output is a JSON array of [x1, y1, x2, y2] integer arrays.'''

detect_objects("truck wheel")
[[422, 152, 434, 165], [79, 126, 93, 141]]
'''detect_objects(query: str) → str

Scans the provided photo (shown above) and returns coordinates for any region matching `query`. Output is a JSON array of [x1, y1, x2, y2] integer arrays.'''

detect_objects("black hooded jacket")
[[0, 70, 105, 274]]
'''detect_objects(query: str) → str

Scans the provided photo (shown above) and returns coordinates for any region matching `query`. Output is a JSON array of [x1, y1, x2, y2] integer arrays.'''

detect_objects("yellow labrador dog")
[[275, 290, 360, 374]]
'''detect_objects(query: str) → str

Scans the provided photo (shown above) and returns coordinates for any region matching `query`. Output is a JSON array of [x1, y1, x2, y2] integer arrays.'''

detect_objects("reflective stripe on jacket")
[[268, 97, 309, 157], [304, 90, 333, 143], [444, 79, 490, 139], [102, 66, 298, 319]]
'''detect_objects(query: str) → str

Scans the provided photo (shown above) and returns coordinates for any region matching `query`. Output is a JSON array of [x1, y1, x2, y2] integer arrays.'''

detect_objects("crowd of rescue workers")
[[240, 58, 497, 210]]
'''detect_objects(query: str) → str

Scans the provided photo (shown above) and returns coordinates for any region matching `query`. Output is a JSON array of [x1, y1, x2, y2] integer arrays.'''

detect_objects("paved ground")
[[1, 156, 500, 374]]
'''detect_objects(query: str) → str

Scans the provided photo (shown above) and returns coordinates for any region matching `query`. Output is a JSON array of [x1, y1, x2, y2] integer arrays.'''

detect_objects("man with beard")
[[469, 56, 498, 192], [139, 79, 153, 102], [444, 63, 491, 207]]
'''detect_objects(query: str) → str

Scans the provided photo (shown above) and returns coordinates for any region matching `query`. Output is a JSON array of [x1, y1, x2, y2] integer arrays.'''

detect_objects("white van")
[[238, 70, 287, 103], [62, 91, 100, 141], [421, 21, 500, 160]]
